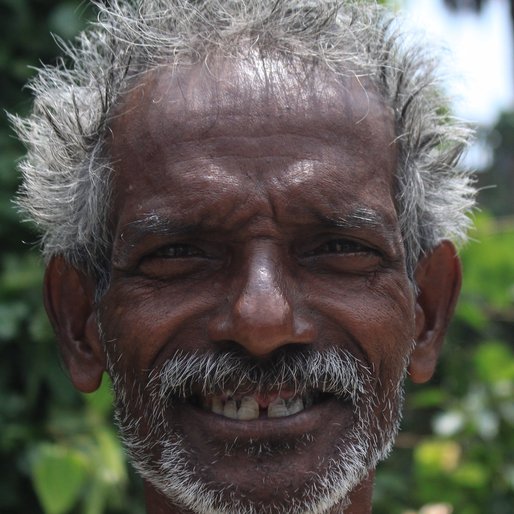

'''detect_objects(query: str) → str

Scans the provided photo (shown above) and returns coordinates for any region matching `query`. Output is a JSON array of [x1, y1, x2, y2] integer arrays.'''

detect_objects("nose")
[[208, 243, 315, 358]]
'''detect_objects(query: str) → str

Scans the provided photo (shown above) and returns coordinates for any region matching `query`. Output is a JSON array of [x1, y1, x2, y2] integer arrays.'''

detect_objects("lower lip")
[[172, 396, 354, 441]]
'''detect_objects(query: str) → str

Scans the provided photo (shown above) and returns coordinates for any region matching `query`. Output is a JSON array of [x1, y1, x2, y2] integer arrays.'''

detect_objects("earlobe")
[[44, 256, 106, 393], [409, 240, 462, 384]]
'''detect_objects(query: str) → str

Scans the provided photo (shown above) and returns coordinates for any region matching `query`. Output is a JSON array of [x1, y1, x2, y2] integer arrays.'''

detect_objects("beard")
[[106, 345, 407, 514]]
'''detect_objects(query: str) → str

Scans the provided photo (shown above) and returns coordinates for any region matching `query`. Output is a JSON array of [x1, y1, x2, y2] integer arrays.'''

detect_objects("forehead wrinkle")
[[269, 159, 320, 187], [113, 58, 394, 148]]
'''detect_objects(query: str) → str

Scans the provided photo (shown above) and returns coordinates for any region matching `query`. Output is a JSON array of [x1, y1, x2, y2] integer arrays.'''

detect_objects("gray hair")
[[12, 0, 476, 288]]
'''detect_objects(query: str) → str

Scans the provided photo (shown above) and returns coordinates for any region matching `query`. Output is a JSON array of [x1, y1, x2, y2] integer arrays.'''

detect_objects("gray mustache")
[[153, 347, 371, 403]]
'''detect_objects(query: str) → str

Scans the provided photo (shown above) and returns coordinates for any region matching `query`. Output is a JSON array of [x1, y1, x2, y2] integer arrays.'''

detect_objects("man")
[[13, 0, 476, 513]]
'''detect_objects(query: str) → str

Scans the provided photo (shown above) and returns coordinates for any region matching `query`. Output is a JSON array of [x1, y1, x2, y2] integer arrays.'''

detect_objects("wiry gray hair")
[[12, 0, 475, 287]]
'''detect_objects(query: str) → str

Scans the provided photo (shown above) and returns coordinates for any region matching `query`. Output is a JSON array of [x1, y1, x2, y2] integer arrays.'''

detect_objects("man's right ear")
[[44, 256, 106, 393]]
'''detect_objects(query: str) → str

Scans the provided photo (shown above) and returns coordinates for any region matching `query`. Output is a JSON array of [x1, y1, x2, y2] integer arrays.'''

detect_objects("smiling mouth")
[[189, 390, 338, 421]]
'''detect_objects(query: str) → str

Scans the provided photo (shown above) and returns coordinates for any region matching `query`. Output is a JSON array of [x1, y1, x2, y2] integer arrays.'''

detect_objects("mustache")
[[150, 347, 372, 403]]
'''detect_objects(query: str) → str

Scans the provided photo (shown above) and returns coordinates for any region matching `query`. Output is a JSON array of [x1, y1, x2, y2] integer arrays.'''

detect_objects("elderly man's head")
[[13, 1, 475, 513]]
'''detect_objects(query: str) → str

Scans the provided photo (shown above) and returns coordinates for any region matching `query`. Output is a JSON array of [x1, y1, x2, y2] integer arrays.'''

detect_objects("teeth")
[[287, 397, 304, 415], [212, 396, 224, 415], [237, 396, 259, 420], [268, 398, 289, 418], [223, 399, 238, 419], [209, 393, 311, 419]]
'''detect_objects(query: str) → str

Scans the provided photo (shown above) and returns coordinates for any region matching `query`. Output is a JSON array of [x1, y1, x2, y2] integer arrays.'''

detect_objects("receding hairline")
[[107, 50, 395, 145]]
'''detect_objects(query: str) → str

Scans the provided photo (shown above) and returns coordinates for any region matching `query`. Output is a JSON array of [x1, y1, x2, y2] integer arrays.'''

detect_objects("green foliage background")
[[1, 1, 513, 513]]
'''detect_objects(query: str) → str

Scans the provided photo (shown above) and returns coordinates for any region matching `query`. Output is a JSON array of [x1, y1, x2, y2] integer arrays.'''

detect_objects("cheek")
[[309, 274, 416, 376], [360, 302, 415, 381], [98, 278, 216, 372]]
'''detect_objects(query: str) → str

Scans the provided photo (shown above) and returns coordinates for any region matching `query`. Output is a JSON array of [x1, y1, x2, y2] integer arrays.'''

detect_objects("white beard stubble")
[[106, 347, 408, 514]]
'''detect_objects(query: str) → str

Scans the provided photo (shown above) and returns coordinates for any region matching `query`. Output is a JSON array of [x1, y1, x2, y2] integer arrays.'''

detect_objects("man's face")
[[101, 58, 416, 513]]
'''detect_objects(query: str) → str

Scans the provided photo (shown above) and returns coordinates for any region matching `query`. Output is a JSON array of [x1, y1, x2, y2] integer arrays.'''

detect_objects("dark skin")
[[44, 57, 462, 514]]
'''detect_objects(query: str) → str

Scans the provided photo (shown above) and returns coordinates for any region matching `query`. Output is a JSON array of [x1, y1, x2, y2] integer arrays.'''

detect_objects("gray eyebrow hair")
[[316, 207, 398, 236], [122, 213, 188, 236], [325, 208, 384, 229], [113, 213, 197, 264], [121, 207, 395, 240], [116, 213, 198, 249], [316, 207, 403, 250]]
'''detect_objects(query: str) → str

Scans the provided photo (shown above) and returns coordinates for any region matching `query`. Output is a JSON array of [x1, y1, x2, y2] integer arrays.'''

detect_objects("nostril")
[[214, 340, 249, 355]]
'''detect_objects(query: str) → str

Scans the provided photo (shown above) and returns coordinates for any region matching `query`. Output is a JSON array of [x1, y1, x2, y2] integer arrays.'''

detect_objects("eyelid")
[[134, 242, 221, 280], [303, 237, 380, 257], [147, 242, 216, 261]]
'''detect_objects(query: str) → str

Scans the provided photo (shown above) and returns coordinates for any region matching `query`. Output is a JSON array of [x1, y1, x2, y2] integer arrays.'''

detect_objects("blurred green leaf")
[[459, 213, 514, 311], [474, 341, 514, 383], [94, 428, 127, 487], [31, 443, 88, 514], [453, 463, 489, 488], [83, 480, 107, 514], [410, 388, 448, 408], [0, 302, 28, 340], [48, 3, 87, 39], [83, 374, 114, 418], [414, 440, 461, 475]]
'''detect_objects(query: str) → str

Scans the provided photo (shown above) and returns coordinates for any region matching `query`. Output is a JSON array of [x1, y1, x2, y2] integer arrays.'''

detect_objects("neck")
[[144, 471, 375, 514]]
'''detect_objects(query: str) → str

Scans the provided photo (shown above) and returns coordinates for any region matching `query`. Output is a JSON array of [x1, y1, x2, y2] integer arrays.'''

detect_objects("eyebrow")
[[124, 213, 192, 234], [314, 207, 399, 240], [118, 213, 199, 245], [319, 208, 384, 230], [112, 213, 203, 265], [116, 207, 398, 253]]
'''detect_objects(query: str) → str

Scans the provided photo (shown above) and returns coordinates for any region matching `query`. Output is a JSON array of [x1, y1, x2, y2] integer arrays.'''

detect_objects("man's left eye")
[[153, 244, 206, 258], [306, 239, 376, 256]]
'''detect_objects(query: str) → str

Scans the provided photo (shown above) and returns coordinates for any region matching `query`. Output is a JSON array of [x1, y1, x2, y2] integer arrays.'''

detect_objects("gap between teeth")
[[207, 394, 313, 420]]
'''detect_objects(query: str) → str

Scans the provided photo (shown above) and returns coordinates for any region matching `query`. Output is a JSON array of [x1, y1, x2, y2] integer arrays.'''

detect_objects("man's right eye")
[[136, 243, 214, 279]]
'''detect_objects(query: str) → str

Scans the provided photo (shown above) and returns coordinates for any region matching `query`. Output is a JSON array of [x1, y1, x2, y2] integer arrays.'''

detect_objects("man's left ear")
[[409, 240, 462, 384]]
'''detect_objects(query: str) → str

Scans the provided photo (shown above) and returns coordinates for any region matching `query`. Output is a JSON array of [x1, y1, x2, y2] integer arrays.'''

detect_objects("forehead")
[[108, 57, 398, 230], [111, 56, 394, 149]]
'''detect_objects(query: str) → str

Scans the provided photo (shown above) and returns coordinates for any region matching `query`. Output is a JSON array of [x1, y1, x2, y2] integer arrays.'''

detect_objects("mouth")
[[189, 389, 338, 421], [172, 388, 356, 454]]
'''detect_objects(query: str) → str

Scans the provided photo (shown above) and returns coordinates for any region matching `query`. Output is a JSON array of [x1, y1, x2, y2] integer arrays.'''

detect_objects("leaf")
[[0, 302, 28, 340], [459, 216, 514, 311], [452, 463, 488, 488], [474, 341, 514, 383], [454, 300, 487, 330], [414, 440, 462, 475], [31, 443, 88, 514], [94, 428, 127, 486], [83, 374, 114, 418], [410, 387, 448, 408], [82, 480, 106, 514]]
